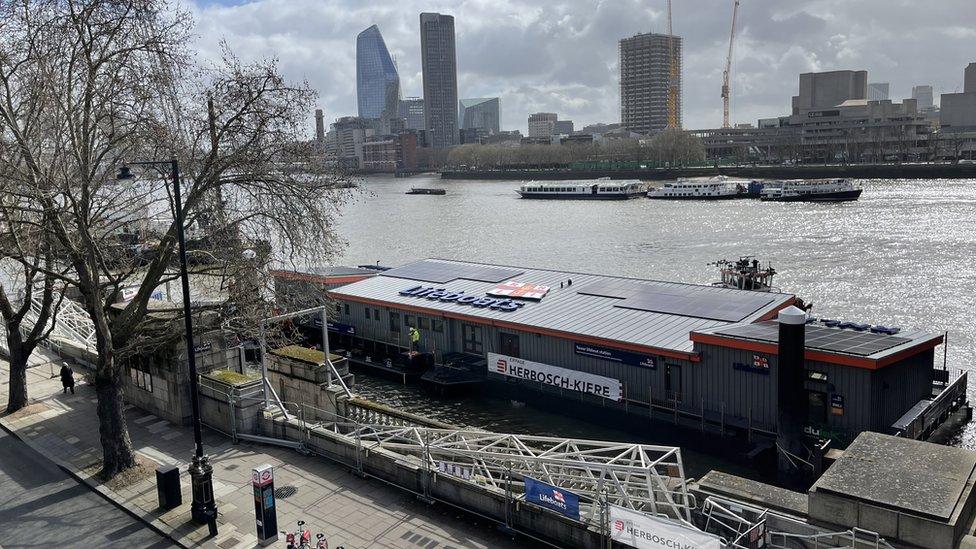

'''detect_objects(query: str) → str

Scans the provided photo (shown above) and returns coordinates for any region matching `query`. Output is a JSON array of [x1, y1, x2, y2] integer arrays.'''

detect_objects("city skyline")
[[189, 0, 976, 133]]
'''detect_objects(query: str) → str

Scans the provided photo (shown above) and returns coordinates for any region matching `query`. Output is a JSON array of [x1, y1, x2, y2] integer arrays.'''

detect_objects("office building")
[[965, 63, 976, 94], [619, 32, 682, 134], [553, 120, 574, 135], [324, 116, 375, 168], [792, 70, 867, 113], [459, 97, 500, 134], [420, 12, 459, 148], [356, 25, 400, 121], [868, 82, 889, 101], [361, 133, 419, 173], [912, 85, 935, 112], [528, 112, 557, 138], [941, 64, 976, 132], [399, 98, 425, 131]]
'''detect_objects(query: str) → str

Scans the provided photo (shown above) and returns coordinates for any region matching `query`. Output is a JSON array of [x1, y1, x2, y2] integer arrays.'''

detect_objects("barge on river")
[[279, 258, 967, 455]]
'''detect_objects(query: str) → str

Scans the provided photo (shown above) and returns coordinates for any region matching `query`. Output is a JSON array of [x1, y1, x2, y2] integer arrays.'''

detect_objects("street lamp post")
[[118, 159, 218, 534]]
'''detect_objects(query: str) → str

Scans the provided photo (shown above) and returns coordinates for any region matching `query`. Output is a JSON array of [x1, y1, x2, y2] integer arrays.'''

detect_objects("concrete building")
[[459, 97, 500, 134], [867, 82, 889, 101], [357, 25, 400, 121], [792, 70, 867, 113], [912, 85, 935, 111], [480, 130, 522, 145], [940, 63, 976, 132], [553, 120, 574, 135], [399, 98, 425, 131], [314, 109, 325, 144], [360, 132, 419, 173], [325, 116, 375, 168], [420, 12, 459, 148], [528, 112, 557, 138], [619, 32, 682, 134]]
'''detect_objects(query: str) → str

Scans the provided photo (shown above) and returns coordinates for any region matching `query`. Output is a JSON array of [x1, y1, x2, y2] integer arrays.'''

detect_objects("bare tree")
[[0, 1, 349, 477]]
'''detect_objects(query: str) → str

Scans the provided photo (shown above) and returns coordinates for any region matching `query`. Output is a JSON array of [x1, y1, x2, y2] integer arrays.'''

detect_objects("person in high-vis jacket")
[[409, 326, 420, 352]]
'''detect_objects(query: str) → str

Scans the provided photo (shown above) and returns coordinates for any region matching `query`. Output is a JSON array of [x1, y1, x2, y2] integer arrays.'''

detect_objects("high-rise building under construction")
[[619, 32, 682, 135]]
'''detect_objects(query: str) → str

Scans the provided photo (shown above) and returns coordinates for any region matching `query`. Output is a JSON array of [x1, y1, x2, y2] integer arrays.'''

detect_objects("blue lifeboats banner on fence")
[[574, 342, 656, 369], [310, 318, 357, 335], [523, 476, 580, 521]]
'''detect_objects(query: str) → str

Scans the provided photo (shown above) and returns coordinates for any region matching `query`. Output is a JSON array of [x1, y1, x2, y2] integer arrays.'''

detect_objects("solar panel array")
[[579, 279, 776, 323], [382, 260, 524, 284], [713, 321, 912, 357]]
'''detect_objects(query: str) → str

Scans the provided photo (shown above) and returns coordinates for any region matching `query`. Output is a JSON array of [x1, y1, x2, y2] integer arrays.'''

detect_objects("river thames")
[[329, 174, 976, 467]]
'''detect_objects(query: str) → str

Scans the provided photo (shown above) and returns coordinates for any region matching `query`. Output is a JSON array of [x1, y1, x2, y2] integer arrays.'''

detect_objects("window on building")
[[666, 364, 682, 403], [344, 303, 349, 315], [374, 308, 380, 321], [418, 317, 430, 330], [130, 365, 154, 393], [364, 307, 371, 320], [462, 324, 483, 355], [500, 333, 519, 357], [390, 312, 400, 333], [405, 315, 416, 328], [432, 319, 444, 333]]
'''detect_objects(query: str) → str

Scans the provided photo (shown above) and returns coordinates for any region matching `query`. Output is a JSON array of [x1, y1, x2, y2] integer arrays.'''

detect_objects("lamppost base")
[[189, 454, 218, 532]]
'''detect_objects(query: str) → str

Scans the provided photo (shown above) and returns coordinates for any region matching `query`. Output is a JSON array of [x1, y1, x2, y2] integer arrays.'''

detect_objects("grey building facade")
[[399, 97, 425, 131], [966, 63, 976, 94], [793, 70, 867, 112], [420, 12, 459, 148], [912, 85, 935, 111], [619, 32, 682, 135], [459, 97, 500, 134], [553, 120, 574, 135], [867, 82, 889, 101], [527, 112, 557, 138]]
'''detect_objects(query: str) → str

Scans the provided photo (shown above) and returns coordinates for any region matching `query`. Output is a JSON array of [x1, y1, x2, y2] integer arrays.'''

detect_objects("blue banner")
[[311, 318, 357, 335], [524, 476, 580, 521], [574, 342, 656, 369]]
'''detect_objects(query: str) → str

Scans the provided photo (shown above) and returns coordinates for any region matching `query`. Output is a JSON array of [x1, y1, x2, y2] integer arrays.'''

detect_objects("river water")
[[329, 174, 976, 472]]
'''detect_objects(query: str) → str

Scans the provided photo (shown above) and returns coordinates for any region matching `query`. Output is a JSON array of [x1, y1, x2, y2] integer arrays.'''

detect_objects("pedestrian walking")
[[60, 364, 75, 394]]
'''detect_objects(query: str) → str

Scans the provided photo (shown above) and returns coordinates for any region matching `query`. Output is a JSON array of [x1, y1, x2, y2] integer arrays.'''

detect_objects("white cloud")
[[187, 0, 976, 133]]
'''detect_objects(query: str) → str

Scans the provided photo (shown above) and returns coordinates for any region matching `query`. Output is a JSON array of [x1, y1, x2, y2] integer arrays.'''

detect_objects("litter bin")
[[156, 464, 182, 510]]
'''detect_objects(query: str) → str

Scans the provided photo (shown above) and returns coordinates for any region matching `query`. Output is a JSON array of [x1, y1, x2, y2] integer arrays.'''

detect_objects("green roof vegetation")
[[203, 369, 259, 386], [270, 345, 342, 365]]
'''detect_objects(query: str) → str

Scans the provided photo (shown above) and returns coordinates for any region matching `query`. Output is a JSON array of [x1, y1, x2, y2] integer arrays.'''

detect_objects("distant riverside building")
[[941, 63, 976, 132], [361, 133, 418, 173], [912, 85, 935, 112], [314, 109, 325, 143], [356, 25, 400, 121], [868, 82, 889, 101], [459, 97, 500, 134], [528, 112, 557, 138], [420, 12, 459, 148], [619, 32, 682, 134], [792, 70, 866, 113], [553, 120, 574, 135], [480, 130, 522, 145], [399, 98, 425, 130], [325, 116, 375, 168]]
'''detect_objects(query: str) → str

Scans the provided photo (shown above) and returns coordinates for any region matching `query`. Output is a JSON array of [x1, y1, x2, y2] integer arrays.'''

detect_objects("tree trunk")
[[4, 330, 29, 413], [95, 357, 136, 478], [94, 353, 136, 478]]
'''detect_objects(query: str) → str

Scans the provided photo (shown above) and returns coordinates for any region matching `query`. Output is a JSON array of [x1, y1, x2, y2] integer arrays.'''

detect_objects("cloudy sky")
[[187, 0, 976, 134]]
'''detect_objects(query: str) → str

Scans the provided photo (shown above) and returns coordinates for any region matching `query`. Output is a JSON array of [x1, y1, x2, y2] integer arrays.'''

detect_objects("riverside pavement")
[[0, 351, 528, 549]]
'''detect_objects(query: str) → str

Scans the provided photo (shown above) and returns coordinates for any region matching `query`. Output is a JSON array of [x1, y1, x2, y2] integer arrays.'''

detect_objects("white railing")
[[1, 290, 96, 355]]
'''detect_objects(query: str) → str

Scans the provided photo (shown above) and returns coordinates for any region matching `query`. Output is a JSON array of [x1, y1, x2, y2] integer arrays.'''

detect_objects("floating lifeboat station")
[[277, 258, 968, 470]]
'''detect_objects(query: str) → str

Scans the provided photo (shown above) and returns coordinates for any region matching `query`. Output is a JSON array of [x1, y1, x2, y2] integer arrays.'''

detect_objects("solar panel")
[[614, 289, 776, 323], [382, 260, 523, 284], [713, 321, 912, 357]]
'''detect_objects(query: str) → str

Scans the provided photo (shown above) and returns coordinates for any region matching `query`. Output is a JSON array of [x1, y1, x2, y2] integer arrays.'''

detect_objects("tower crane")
[[721, 0, 741, 128], [666, 0, 679, 129]]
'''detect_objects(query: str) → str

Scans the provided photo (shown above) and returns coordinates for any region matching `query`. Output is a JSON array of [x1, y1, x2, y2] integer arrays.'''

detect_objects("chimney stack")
[[776, 305, 808, 476]]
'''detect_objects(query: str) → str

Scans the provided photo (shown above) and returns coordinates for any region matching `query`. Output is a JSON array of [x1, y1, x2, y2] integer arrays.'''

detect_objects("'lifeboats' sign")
[[399, 285, 526, 312], [488, 352, 622, 401]]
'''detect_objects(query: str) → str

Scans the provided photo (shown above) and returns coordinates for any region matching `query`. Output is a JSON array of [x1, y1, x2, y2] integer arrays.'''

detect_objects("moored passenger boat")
[[647, 176, 749, 200], [516, 179, 645, 199], [760, 179, 862, 202]]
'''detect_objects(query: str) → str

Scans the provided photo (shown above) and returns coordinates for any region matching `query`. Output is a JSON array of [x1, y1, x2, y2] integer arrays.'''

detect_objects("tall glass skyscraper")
[[357, 25, 400, 121], [420, 13, 459, 148]]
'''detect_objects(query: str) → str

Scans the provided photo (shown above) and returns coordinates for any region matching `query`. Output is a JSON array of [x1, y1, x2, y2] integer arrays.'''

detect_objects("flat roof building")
[[527, 112, 558, 138], [620, 32, 682, 134], [912, 84, 935, 111], [867, 82, 889, 101], [793, 70, 867, 113], [420, 13, 459, 148], [459, 97, 500, 134]]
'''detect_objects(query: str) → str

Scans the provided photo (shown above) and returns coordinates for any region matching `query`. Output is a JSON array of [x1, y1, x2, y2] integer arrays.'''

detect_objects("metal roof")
[[328, 258, 795, 356]]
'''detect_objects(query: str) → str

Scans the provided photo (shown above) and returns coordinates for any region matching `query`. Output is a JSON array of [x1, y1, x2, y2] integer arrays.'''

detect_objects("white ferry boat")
[[646, 176, 748, 200], [760, 179, 862, 202], [516, 179, 645, 200]]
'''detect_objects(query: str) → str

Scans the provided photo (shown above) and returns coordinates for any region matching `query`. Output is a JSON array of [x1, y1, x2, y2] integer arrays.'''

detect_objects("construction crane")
[[666, 0, 679, 129], [721, 0, 741, 128]]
